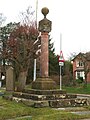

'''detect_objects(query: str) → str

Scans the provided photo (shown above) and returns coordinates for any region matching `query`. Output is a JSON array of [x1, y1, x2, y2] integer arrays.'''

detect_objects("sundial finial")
[[41, 7, 49, 18]]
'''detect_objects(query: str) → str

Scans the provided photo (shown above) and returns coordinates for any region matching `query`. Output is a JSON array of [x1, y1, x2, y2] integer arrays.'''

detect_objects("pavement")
[[7, 116, 32, 120], [77, 94, 90, 99], [71, 111, 90, 115]]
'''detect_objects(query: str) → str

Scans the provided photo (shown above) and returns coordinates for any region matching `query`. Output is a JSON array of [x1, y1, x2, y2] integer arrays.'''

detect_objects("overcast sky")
[[0, 0, 90, 60]]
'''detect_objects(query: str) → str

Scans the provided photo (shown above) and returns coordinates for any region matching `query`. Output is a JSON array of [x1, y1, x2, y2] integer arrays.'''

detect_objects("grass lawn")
[[62, 83, 90, 94], [0, 84, 90, 120], [0, 96, 90, 120]]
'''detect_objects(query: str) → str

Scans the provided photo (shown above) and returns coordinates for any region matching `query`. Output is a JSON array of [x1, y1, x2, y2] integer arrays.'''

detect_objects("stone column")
[[39, 7, 51, 78], [32, 7, 56, 90], [41, 32, 49, 77]]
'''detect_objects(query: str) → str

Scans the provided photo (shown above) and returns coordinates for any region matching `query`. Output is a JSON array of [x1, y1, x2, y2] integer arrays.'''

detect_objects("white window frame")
[[76, 60, 84, 67], [76, 71, 85, 79]]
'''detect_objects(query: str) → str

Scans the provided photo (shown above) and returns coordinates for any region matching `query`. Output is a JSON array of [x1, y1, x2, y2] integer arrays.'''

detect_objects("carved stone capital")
[[39, 18, 52, 32], [38, 7, 52, 33]]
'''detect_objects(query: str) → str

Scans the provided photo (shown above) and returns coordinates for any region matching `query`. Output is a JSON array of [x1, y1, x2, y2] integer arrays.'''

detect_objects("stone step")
[[13, 92, 77, 101], [3, 92, 88, 108], [23, 89, 66, 95], [11, 96, 88, 108], [12, 90, 88, 108], [49, 98, 88, 108]]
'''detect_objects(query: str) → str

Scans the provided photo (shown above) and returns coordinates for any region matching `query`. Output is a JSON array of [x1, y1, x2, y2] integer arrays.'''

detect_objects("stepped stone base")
[[12, 89, 84, 108], [31, 77, 56, 90], [13, 90, 76, 101], [4, 93, 88, 108], [3, 89, 89, 108]]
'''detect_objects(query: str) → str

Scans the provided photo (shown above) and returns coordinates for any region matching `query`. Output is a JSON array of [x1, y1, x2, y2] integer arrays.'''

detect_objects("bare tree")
[[0, 13, 6, 26], [19, 6, 36, 27], [7, 24, 38, 91]]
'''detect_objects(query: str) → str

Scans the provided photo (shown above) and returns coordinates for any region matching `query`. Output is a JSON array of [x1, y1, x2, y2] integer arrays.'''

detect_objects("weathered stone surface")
[[4, 89, 88, 108], [7, 91, 89, 108], [34, 101, 49, 108], [13, 90, 77, 101], [32, 78, 56, 90], [49, 98, 88, 108], [40, 32, 49, 77], [39, 7, 52, 33], [66, 94, 77, 98], [39, 18, 52, 32], [6, 66, 15, 91], [23, 89, 66, 95]]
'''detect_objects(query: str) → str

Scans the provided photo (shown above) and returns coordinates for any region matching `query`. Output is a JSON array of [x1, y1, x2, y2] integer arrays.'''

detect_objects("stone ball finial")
[[41, 7, 49, 18]]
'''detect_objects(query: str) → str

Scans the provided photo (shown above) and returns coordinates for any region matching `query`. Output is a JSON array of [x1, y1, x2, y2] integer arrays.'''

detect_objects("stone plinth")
[[23, 89, 66, 95], [32, 78, 56, 90]]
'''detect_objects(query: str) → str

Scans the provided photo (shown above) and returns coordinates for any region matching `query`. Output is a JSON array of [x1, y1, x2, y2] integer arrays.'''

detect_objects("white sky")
[[0, 0, 90, 60]]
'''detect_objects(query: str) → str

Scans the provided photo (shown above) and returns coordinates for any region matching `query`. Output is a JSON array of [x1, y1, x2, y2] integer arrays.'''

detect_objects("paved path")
[[81, 118, 90, 120], [77, 94, 90, 99], [7, 116, 32, 120], [71, 111, 90, 115]]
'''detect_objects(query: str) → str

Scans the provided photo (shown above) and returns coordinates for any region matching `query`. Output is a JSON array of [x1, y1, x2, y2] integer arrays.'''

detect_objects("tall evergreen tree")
[[49, 36, 59, 75]]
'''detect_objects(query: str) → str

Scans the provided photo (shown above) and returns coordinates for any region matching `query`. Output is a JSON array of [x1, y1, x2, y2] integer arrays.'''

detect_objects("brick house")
[[72, 52, 90, 83]]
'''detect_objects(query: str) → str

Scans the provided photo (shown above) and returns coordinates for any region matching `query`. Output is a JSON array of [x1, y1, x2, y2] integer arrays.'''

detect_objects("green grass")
[[0, 97, 90, 120], [62, 83, 90, 94], [1, 84, 90, 119]]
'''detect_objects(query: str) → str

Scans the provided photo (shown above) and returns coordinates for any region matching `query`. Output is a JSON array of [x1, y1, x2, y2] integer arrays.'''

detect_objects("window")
[[79, 61, 83, 66], [76, 71, 85, 79], [77, 71, 80, 78], [76, 61, 84, 67]]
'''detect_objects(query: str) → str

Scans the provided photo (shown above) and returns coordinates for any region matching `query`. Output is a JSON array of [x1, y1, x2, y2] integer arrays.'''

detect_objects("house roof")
[[72, 52, 83, 61], [83, 52, 90, 61], [72, 52, 90, 61]]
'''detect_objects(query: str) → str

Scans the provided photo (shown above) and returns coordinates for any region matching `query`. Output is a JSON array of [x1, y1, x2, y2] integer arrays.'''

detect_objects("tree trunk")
[[17, 71, 27, 92]]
